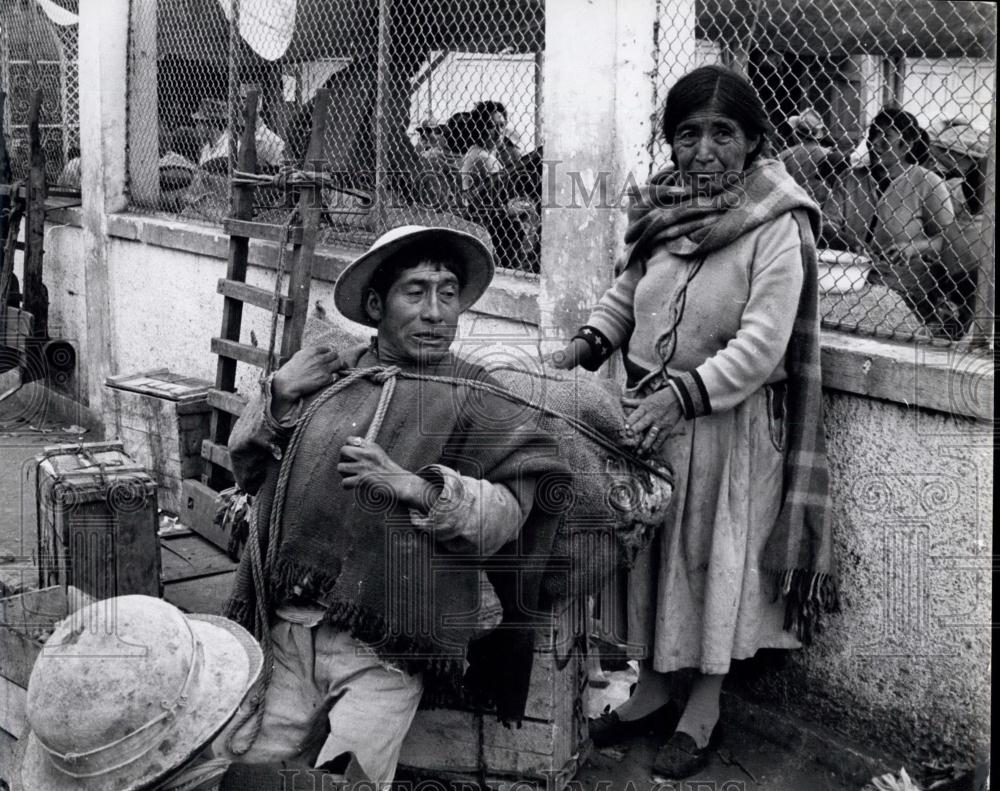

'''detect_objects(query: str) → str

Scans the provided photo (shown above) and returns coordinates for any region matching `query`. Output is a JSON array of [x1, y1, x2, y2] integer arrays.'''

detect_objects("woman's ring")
[[648, 426, 660, 434]]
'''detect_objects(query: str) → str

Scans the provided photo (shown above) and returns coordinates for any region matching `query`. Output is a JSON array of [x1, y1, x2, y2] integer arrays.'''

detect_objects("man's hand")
[[337, 436, 438, 511], [271, 346, 345, 417], [621, 387, 684, 457]]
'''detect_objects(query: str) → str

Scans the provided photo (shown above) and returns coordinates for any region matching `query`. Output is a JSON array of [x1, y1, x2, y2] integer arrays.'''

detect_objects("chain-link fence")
[[126, 0, 544, 275], [0, 0, 80, 188], [651, 0, 995, 344]]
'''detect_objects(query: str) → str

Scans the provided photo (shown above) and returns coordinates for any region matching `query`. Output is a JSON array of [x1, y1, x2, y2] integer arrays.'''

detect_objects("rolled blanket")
[[482, 362, 674, 604]]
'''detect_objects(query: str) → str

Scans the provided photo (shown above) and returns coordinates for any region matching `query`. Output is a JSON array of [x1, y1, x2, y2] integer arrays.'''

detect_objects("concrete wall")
[[732, 391, 992, 766]]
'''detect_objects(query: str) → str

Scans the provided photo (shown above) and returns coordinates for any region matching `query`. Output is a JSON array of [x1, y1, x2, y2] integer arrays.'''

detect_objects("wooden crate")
[[36, 441, 161, 600], [104, 369, 212, 514], [160, 529, 238, 614], [0, 586, 93, 790], [398, 614, 591, 791]]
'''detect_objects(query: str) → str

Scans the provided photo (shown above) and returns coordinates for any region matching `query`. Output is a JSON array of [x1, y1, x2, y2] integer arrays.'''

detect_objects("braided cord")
[[224, 367, 398, 755], [224, 361, 670, 754]]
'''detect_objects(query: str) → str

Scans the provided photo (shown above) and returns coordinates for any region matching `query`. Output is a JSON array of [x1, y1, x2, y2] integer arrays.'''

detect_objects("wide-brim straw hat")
[[20, 597, 263, 791], [334, 224, 495, 327]]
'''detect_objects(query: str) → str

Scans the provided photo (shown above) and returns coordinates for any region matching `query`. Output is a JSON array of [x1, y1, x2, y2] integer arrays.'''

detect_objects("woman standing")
[[552, 65, 838, 778]]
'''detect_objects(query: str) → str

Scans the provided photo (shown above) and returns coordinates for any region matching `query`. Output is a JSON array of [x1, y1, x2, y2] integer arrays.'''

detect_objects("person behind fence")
[[866, 107, 958, 336], [777, 107, 833, 205], [19, 594, 371, 791], [192, 97, 286, 172], [217, 225, 569, 787], [551, 64, 837, 779], [819, 143, 880, 254], [928, 118, 990, 336], [413, 113, 468, 210], [460, 101, 524, 269]]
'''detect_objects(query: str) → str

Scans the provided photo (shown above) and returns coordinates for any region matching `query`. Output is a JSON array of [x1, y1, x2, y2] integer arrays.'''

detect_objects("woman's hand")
[[546, 337, 590, 370], [621, 387, 684, 456]]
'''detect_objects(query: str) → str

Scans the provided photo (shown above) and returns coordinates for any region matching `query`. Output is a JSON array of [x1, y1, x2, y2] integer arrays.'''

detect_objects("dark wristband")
[[572, 326, 614, 371]]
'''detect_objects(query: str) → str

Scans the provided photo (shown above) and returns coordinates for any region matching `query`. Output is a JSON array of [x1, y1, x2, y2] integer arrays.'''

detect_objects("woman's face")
[[868, 126, 908, 170], [672, 110, 758, 180]]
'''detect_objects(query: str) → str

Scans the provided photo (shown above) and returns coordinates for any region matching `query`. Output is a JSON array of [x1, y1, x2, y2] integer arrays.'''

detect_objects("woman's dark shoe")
[[588, 701, 680, 748], [651, 728, 718, 779]]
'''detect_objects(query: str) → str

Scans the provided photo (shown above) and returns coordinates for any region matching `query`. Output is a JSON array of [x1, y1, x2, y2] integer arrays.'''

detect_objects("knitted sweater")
[[586, 211, 806, 416]]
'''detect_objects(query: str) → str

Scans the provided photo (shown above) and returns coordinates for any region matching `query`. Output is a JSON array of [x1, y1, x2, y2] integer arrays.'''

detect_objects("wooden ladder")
[[183, 87, 331, 550]]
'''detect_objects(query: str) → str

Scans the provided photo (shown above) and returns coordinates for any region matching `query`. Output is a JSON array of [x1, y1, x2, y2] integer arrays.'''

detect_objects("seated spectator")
[[460, 101, 507, 193], [413, 119, 446, 157], [778, 108, 833, 205], [866, 107, 959, 337], [929, 119, 990, 336], [57, 146, 81, 189], [192, 97, 286, 172], [459, 102, 523, 269], [412, 112, 469, 210], [817, 150, 874, 252], [930, 119, 988, 219], [159, 127, 199, 211]]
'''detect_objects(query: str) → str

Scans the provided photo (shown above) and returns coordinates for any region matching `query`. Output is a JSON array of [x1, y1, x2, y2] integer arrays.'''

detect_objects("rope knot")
[[372, 366, 401, 384]]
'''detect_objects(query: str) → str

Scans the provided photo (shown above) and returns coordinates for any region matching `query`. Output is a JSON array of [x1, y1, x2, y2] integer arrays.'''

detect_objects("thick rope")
[[225, 362, 667, 754], [262, 209, 299, 379], [225, 366, 399, 755]]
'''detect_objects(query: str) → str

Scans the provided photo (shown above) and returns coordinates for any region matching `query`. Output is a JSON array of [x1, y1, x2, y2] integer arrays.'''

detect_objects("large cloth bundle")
[[476, 360, 674, 604]]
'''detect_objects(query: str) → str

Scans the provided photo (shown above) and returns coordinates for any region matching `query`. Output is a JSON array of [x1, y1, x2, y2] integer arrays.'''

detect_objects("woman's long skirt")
[[627, 385, 801, 675]]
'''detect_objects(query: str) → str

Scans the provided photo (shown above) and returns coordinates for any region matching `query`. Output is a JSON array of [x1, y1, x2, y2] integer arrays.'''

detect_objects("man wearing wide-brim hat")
[[19, 595, 369, 790], [191, 96, 286, 170], [778, 107, 834, 206], [219, 225, 570, 786]]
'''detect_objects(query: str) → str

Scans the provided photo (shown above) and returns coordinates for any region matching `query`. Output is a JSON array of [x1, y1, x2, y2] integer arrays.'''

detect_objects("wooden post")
[[969, 97, 996, 349], [373, 0, 392, 234], [281, 89, 330, 360], [0, 91, 11, 296], [205, 89, 259, 490], [23, 90, 47, 342]]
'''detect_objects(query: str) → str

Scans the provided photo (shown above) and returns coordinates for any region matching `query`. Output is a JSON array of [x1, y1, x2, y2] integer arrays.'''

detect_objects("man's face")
[[367, 260, 462, 364], [489, 112, 507, 148]]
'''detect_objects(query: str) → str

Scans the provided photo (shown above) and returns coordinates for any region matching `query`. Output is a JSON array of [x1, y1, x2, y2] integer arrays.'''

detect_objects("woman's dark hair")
[[467, 102, 504, 149], [368, 242, 466, 303], [661, 65, 771, 166], [473, 101, 507, 120], [444, 112, 473, 155], [868, 107, 931, 167]]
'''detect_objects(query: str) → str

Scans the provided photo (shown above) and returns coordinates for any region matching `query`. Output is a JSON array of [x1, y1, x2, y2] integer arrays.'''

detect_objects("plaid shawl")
[[624, 159, 839, 643]]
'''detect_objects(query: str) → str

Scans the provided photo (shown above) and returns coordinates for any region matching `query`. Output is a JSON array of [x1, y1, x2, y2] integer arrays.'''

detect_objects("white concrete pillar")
[[127, 0, 160, 207], [78, 0, 129, 413], [539, 0, 657, 342]]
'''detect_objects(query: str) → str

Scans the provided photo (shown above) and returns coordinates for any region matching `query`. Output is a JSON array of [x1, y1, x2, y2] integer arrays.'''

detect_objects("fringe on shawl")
[[774, 568, 841, 645]]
